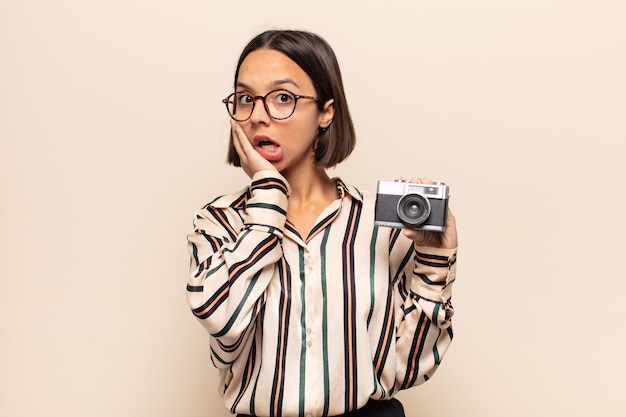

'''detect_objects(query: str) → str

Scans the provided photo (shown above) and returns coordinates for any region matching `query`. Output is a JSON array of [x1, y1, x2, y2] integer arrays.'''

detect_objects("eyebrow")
[[236, 78, 301, 91]]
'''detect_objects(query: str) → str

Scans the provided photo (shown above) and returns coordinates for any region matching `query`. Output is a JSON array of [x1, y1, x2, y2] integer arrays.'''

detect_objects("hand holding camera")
[[374, 177, 457, 249]]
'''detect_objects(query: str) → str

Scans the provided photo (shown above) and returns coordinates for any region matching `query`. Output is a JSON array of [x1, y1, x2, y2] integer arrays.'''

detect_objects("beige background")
[[1, 1, 625, 416]]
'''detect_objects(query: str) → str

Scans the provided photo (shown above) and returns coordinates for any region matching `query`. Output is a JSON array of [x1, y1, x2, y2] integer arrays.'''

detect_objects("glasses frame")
[[222, 89, 319, 122]]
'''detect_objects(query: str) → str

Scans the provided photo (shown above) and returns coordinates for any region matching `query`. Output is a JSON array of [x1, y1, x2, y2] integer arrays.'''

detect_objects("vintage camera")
[[374, 180, 449, 232]]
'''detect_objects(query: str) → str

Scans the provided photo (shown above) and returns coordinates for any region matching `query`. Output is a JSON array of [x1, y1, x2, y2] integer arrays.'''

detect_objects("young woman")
[[186, 30, 458, 417]]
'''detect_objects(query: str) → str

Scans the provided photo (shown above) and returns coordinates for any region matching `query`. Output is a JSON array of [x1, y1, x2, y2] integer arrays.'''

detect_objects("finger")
[[408, 177, 434, 184], [402, 227, 420, 240], [402, 227, 438, 247], [231, 121, 250, 159]]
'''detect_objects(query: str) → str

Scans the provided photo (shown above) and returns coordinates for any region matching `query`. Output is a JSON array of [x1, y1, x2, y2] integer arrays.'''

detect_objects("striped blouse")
[[186, 171, 457, 417]]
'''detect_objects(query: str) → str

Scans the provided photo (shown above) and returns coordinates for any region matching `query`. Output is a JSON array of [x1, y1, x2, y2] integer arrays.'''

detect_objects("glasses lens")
[[226, 93, 253, 121], [266, 90, 296, 120]]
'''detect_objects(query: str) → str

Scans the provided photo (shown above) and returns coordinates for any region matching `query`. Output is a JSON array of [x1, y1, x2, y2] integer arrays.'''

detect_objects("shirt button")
[[306, 328, 312, 334], [307, 341, 312, 348], [305, 413, 313, 417]]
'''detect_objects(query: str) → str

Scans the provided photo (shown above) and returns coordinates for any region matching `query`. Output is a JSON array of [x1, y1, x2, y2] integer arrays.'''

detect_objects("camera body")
[[374, 180, 449, 232]]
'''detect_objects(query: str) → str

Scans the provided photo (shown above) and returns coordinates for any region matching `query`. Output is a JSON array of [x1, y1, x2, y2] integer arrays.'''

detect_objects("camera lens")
[[397, 193, 431, 227]]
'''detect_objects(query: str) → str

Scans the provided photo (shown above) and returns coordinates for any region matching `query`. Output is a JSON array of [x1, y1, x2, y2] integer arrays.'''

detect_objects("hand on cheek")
[[231, 121, 277, 178]]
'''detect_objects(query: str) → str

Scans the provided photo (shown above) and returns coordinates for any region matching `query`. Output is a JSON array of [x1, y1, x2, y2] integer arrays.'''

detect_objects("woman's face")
[[234, 48, 333, 174]]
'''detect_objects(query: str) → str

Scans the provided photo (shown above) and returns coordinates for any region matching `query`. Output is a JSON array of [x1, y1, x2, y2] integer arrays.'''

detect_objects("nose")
[[249, 96, 271, 124]]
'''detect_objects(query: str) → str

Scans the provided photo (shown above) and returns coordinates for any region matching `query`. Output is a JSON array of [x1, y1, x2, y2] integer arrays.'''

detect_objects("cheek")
[[285, 126, 317, 149], [288, 116, 321, 141], [239, 125, 254, 142]]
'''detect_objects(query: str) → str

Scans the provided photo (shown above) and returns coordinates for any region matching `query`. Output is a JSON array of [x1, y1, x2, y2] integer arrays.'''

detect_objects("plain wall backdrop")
[[1, 1, 625, 416]]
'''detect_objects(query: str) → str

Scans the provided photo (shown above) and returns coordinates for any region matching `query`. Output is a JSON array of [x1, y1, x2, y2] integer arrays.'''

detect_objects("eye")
[[272, 91, 295, 105], [235, 93, 253, 105]]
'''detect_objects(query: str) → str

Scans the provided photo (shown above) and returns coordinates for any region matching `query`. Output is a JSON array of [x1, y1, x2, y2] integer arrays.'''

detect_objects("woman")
[[186, 29, 458, 417]]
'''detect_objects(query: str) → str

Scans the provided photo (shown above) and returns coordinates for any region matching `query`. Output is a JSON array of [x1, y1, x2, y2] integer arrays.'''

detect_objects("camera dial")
[[397, 193, 431, 227]]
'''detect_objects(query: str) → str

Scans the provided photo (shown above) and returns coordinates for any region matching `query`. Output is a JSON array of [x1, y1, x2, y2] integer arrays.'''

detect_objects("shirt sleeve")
[[410, 246, 457, 328], [392, 241, 457, 389], [186, 171, 289, 366]]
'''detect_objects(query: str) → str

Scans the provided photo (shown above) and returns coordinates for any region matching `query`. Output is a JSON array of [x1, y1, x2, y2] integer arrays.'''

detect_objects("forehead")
[[237, 48, 313, 92]]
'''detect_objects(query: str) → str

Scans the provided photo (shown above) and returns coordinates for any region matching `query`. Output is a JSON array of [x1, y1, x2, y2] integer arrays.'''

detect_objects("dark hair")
[[226, 30, 356, 168]]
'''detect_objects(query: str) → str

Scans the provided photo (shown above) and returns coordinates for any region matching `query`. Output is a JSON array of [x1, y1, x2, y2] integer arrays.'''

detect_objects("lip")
[[253, 135, 283, 162], [252, 135, 276, 147]]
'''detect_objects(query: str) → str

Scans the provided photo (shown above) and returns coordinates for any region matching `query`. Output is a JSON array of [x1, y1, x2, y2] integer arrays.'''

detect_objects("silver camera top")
[[377, 179, 449, 199]]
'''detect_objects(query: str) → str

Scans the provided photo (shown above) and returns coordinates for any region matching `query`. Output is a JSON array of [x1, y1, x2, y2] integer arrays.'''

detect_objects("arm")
[[186, 171, 289, 365], [393, 177, 458, 388], [393, 242, 457, 388]]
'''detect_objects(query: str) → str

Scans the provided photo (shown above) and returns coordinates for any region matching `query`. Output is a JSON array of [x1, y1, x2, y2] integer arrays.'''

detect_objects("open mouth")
[[257, 139, 278, 152], [253, 135, 283, 161]]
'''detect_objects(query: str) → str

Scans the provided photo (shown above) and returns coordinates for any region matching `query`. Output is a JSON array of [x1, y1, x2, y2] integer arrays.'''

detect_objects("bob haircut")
[[226, 30, 356, 168]]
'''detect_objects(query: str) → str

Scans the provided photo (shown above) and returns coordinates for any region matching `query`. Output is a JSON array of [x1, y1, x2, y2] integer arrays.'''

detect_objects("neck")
[[282, 164, 336, 204], [282, 164, 339, 238]]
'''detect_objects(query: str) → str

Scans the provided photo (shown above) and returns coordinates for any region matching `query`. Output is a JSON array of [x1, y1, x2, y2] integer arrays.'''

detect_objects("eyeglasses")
[[222, 89, 319, 122]]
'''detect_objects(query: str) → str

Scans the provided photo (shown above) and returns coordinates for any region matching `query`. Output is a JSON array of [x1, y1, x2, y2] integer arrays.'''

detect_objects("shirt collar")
[[334, 177, 363, 202]]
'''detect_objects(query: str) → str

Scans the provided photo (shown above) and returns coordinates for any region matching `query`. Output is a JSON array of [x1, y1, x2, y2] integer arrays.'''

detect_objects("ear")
[[319, 98, 334, 129]]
